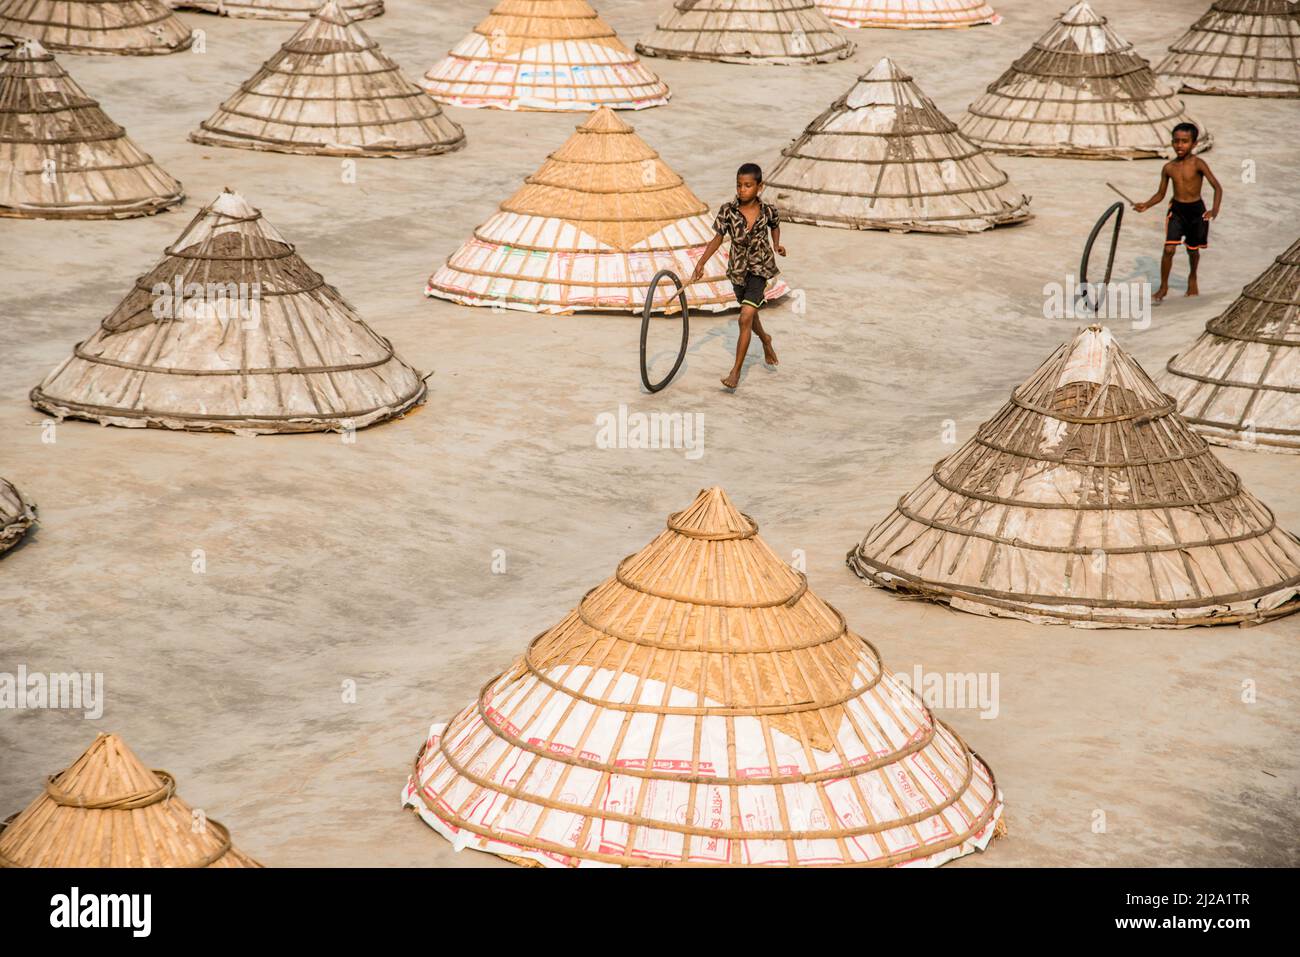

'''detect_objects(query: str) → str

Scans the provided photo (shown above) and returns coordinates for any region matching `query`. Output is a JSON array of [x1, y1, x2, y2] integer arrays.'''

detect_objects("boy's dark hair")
[[737, 162, 763, 183], [1172, 122, 1199, 142]]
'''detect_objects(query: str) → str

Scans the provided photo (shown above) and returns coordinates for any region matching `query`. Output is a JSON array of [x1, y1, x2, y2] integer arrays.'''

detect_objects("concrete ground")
[[1, 0, 1297, 867]]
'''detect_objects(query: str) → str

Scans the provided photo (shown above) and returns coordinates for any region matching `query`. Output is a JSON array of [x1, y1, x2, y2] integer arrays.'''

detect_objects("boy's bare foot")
[[759, 333, 778, 366], [721, 373, 739, 389], [1152, 286, 1168, 302], [1186, 278, 1199, 296]]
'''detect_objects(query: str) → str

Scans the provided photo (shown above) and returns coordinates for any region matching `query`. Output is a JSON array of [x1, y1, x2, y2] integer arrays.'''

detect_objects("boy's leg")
[[1154, 245, 1176, 301], [751, 312, 778, 366], [1186, 249, 1200, 296], [723, 304, 758, 389]]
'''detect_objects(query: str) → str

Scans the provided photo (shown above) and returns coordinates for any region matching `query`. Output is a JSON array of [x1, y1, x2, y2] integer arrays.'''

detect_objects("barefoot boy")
[[1134, 123, 1222, 300], [689, 163, 785, 389]]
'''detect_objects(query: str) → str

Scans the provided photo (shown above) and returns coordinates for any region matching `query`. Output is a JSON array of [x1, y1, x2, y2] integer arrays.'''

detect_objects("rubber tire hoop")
[[1076, 201, 1125, 314], [640, 269, 690, 393]]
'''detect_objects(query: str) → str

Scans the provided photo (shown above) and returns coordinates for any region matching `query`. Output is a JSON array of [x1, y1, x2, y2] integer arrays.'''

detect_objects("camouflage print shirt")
[[713, 199, 781, 286]]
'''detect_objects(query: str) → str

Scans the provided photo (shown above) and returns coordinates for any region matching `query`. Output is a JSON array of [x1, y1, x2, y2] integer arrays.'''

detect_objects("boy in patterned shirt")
[[690, 163, 785, 390]]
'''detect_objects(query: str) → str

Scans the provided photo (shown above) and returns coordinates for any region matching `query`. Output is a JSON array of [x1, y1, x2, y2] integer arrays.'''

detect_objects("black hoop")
[[1076, 201, 1125, 314], [640, 270, 690, 393]]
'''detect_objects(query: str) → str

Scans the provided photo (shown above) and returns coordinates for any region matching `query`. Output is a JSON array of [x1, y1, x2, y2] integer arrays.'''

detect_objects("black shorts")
[[732, 273, 769, 309], [1166, 199, 1209, 250]]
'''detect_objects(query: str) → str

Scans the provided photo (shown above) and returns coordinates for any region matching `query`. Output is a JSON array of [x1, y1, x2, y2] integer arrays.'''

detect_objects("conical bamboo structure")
[[1156, 0, 1300, 98], [171, 0, 381, 21], [0, 39, 183, 219], [1162, 237, 1300, 452], [767, 57, 1031, 233], [31, 189, 427, 434], [0, 733, 261, 867], [815, 0, 999, 29], [958, 1, 1213, 159], [422, 0, 669, 111], [0, 0, 193, 55], [635, 0, 853, 65], [848, 327, 1300, 628], [405, 487, 1004, 868], [190, 1, 465, 158], [428, 107, 788, 314], [0, 478, 36, 556]]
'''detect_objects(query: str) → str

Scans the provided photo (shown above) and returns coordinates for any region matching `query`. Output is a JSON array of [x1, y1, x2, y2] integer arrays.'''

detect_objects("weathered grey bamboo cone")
[[0, 39, 183, 219], [171, 0, 381, 21], [636, 0, 853, 65], [1155, 0, 1300, 98], [191, 1, 465, 158], [1162, 236, 1300, 451], [0, 0, 193, 55], [31, 189, 427, 434], [958, 0, 1213, 159], [814, 0, 999, 30], [767, 56, 1031, 233], [0, 478, 36, 556], [848, 326, 1300, 628]]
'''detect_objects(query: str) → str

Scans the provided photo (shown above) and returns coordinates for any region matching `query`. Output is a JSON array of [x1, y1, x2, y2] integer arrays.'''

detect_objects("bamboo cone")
[[422, 0, 669, 111], [0, 733, 262, 867], [767, 57, 1031, 233], [31, 189, 427, 434], [405, 486, 1004, 867], [0, 478, 36, 556], [172, 0, 381, 20], [0, 40, 183, 219], [815, 0, 999, 30], [190, 1, 465, 158], [1162, 236, 1300, 451], [636, 0, 853, 65], [0, 0, 193, 55], [958, 1, 1213, 159], [1155, 0, 1300, 98], [427, 107, 788, 314], [848, 326, 1300, 628]]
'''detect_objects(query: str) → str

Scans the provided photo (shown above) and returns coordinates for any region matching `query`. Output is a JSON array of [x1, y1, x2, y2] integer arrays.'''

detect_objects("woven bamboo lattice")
[[0, 733, 261, 867], [1155, 0, 1300, 98], [958, 1, 1213, 159], [0, 0, 193, 55], [1162, 236, 1300, 452], [422, 0, 669, 111], [0, 39, 183, 219], [31, 189, 427, 434], [404, 486, 1004, 867], [848, 326, 1300, 628], [635, 1, 853, 65], [814, 0, 999, 29], [0, 478, 36, 556], [190, 1, 464, 158], [428, 107, 788, 314], [170, 0, 381, 21], [767, 57, 1030, 233]]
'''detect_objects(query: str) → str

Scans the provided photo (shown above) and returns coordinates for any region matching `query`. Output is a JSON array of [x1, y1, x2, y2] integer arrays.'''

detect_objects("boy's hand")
[[776, 244, 787, 256], [688, 262, 704, 284], [1134, 201, 1150, 212], [1203, 209, 1216, 221]]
